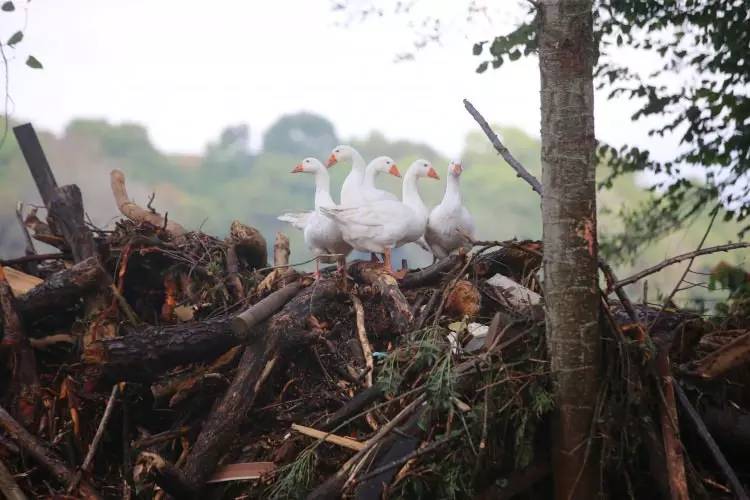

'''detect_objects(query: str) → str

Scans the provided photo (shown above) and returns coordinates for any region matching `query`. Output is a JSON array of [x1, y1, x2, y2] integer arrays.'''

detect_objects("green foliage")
[[268, 448, 318, 500], [475, 1, 750, 251], [709, 262, 750, 316], [25, 55, 42, 69], [7, 30, 22, 46], [202, 124, 253, 179]]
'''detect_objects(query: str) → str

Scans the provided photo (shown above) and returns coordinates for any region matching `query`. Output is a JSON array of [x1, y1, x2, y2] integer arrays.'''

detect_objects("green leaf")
[[7, 31, 22, 46], [476, 61, 489, 73], [25, 55, 43, 69], [1, 1, 14, 11], [472, 42, 483, 56]]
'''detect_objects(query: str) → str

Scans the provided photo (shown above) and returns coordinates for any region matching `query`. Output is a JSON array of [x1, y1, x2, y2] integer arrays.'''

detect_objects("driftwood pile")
[[1, 123, 750, 499]]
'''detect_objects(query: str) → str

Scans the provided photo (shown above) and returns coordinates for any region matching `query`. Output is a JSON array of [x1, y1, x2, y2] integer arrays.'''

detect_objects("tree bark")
[[82, 318, 239, 384], [538, 1, 601, 499], [16, 257, 106, 320], [181, 279, 341, 494], [0, 405, 100, 499]]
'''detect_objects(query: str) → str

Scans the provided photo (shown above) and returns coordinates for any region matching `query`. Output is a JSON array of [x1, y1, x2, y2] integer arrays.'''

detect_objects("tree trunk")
[[538, 1, 601, 499]]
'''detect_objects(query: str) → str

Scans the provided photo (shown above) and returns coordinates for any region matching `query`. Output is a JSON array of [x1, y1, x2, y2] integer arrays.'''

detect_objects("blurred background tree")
[[262, 112, 339, 160]]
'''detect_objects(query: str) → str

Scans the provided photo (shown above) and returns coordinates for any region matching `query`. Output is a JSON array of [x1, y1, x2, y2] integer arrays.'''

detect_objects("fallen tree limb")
[[181, 279, 342, 494], [83, 318, 239, 384], [680, 330, 750, 379], [110, 169, 186, 238], [615, 242, 750, 290], [400, 255, 463, 289], [673, 382, 748, 500], [16, 257, 106, 320], [231, 281, 303, 338], [463, 99, 543, 195], [0, 404, 100, 499]]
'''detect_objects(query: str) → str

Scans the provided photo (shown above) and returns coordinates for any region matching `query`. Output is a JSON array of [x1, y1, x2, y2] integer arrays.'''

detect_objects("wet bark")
[[16, 257, 106, 321], [538, 1, 601, 498], [180, 279, 343, 494], [82, 318, 239, 384]]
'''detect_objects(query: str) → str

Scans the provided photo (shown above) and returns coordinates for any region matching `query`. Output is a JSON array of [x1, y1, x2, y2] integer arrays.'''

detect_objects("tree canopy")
[[473, 0, 750, 257], [262, 112, 339, 160]]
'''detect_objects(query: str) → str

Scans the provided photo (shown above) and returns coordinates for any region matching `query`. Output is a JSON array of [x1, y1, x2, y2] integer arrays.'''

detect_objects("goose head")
[[327, 145, 355, 167], [408, 159, 440, 180], [448, 160, 464, 177], [368, 156, 401, 177], [291, 157, 326, 174]]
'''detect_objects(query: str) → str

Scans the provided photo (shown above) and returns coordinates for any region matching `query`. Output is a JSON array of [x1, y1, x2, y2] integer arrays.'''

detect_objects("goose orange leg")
[[383, 248, 407, 279], [313, 257, 321, 280]]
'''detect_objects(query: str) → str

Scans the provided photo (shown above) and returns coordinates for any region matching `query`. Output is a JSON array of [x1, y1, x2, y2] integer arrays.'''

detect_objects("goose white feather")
[[361, 156, 400, 203], [327, 145, 368, 207], [425, 160, 476, 258], [320, 159, 439, 255], [279, 158, 351, 262]]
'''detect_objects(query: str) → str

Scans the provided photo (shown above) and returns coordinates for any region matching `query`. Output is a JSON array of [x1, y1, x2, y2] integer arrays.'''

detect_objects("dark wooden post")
[[13, 124, 97, 263]]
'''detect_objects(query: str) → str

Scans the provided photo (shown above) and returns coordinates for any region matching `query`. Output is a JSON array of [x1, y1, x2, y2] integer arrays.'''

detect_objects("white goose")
[[326, 145, 368, 206], [321, 159, 439, 276], [278, 158, 351, 277], [361, 156, 400, 203], [278, 155, 400, 231], [425, 160, 476, 258]]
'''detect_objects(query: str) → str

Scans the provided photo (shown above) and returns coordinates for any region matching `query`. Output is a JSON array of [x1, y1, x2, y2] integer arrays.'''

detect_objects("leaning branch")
[[463, 99, 543, 196], [0, 405, 100, 499], [614, 242, 750, 290], [110, 169, 186, 237]]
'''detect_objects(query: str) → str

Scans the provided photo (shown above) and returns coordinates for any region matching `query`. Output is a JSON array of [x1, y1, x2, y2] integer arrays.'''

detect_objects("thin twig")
[[615, 241, 750, 290], [351, 294, 373, 388], [291, 424, 365, 451], [68, 385, 121, 492], [463, 99, 543, 195], [648, 210, 718, 335]]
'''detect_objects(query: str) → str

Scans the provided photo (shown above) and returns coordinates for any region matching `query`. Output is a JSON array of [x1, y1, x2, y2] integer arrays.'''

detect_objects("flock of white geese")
[[278, 145, 476, 277]]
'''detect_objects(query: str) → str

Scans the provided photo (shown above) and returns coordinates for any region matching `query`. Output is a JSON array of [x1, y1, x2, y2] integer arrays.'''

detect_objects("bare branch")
[[614, 241, 750, 290], [463, 99, 543, 196]]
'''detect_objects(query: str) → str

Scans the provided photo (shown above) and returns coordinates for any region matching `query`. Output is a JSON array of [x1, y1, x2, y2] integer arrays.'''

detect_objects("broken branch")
[[110, 169, 186, 237], [463, 99, 543, 195]]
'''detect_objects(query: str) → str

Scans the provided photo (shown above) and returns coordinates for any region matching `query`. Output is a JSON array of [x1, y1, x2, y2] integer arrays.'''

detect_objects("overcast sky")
[[0, 0, 671, 159]]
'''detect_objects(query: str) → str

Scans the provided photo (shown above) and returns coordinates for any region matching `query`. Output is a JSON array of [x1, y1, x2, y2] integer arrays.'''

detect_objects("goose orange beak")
[[326, 154, 338, 167], [427, 166, 440, 179], [388, 164, 401, 177], [291, 163, 304, 173]]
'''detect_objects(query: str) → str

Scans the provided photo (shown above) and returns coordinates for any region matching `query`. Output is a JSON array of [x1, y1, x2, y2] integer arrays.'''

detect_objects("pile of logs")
[[1, 124, 749, 499]]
